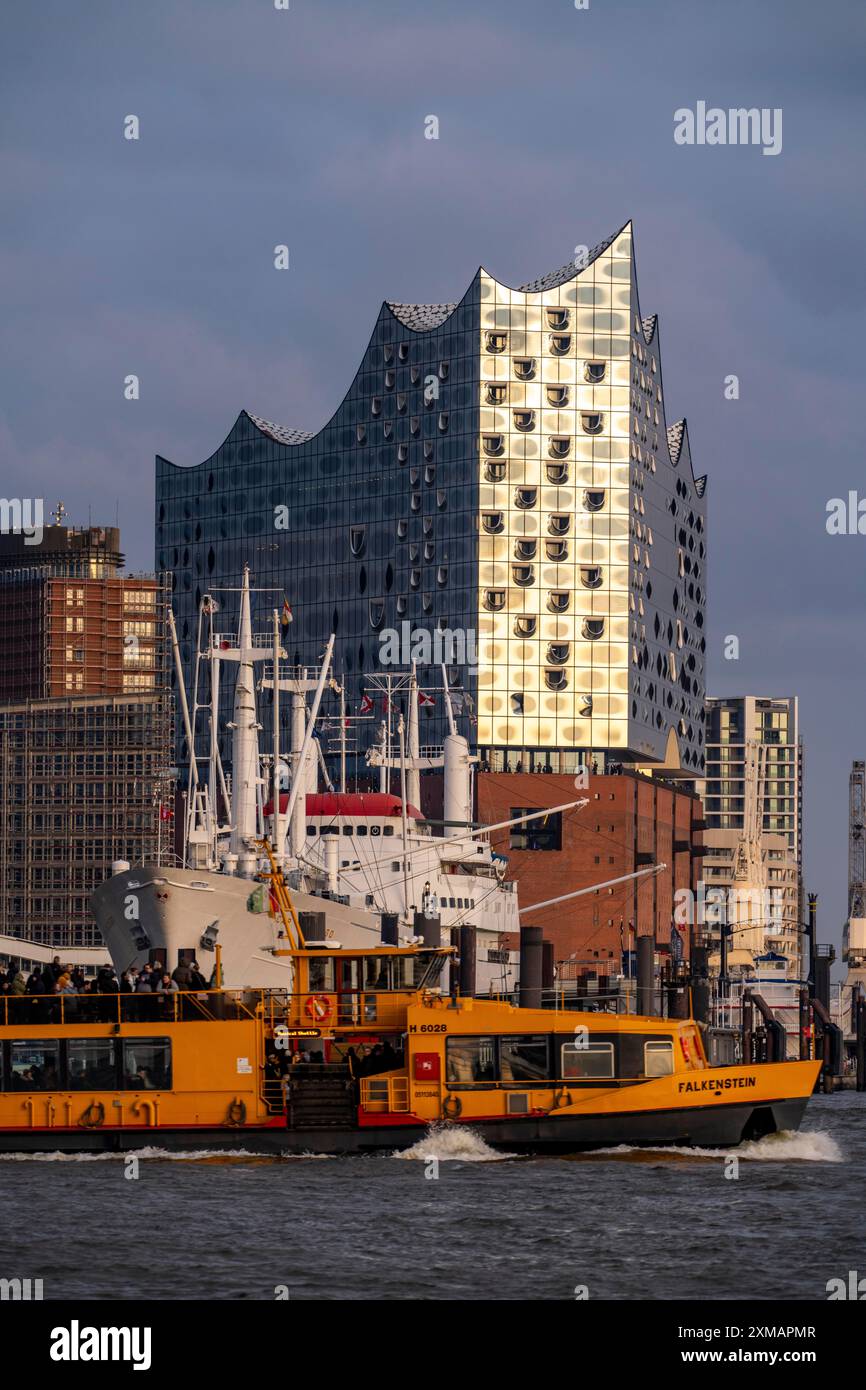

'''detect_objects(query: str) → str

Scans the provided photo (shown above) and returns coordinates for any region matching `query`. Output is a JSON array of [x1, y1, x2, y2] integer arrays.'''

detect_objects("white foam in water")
[[393, 1123, 515, 1162], [590, 1129, 843, 1163]]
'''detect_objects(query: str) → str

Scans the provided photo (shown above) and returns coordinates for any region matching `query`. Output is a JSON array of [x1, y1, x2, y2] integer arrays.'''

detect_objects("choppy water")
[[0, 1094, 860, 1300]]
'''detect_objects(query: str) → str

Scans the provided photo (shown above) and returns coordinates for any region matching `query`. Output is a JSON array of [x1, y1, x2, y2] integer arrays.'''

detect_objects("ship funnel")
[[443, 733, 472, 838]]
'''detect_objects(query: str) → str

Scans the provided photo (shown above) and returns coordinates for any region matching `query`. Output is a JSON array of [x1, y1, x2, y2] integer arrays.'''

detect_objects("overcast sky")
[[2, 0, 864, 957]]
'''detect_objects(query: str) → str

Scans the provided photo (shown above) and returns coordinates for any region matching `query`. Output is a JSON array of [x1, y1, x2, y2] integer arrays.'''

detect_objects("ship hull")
[[0, 1094, 811, 1155], [91, 863, 384, 987]]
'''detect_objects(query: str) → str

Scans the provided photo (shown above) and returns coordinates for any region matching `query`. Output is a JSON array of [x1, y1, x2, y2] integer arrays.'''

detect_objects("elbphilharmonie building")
[[156, 221, 707, 774]]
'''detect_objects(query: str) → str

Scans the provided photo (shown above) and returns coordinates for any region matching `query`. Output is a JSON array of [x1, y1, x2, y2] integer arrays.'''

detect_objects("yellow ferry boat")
[[0, 859, 821, 1154]]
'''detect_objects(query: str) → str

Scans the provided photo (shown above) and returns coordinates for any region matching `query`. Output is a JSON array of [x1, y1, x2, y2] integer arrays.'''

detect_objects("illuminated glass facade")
[[156, 221, 707, 773]]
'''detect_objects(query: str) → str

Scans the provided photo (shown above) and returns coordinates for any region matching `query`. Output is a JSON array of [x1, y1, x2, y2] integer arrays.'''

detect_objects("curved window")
[[579, 695, 593, 717], [439, 361, 449, 381], [371, 397, 382, 417], [436, 489, 447, 510], [510, 694, 524, 715], [546, 384, 570, 407], [485, 461, 506, 482], [514, 615, 537, 637], [546, 462, 569, 485], [486, 384, 507, 405], [385, 369, 396, 389], [545, 669, 568, 691], [548, 591, 570, 613], [411, 364, 421, 385], [548, 514, 570, 536], [398, 343, 410, 362], [424, 541, 435, 561], [584, 361, 606, 383], [515, 487, 537, 509], [548, 437, 571, 460], [580, 565, 603, 589], [356, 424, 367, 444], [512, 564, 535, 587], [546, 540, 568, 561], [483, 434, 505, 456], [397, 443, 409, 464], [482, 512, 504, 535], [350, 526, 366, 557], [582, 618, 606, 640], [396, 519, 408, 539], [484, 590, 506, 612], [396, 595, 407, 615], [410, 416, 421, 437], [583, 489, 606, 512], [438, 412, 449, 433], [410, 494, 421, 513], [424, 465, 435, 484], [486, 331, 507, 353], [515, 539, 537, 561], [513, 410, 536, 432], [550, 333, 572, 356], [437, 566, 448, 587], [383, 421, 393, 440], [547, 643, 570, 665], [369, 600, 385, 630], [513, 358, 536, 381], [581, 412, 604, 435], [409, 569, 421, 590], [383, 343, 394, 365], [547, 308, 570, 330]]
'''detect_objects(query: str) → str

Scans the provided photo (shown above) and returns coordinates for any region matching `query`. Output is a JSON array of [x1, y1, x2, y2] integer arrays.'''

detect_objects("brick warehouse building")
[[475, 769, 704, 967]]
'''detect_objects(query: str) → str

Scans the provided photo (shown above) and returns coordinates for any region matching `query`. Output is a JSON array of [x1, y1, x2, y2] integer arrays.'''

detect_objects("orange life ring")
[[304, 995, 332, 1022]]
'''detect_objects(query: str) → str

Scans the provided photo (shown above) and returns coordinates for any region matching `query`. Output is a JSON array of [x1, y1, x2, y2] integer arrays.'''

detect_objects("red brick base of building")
[[474, 770, 704, 968]]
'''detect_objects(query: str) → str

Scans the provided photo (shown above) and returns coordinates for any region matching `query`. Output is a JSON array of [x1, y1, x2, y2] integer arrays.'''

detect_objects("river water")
[[0, 1093, 860, 1301]]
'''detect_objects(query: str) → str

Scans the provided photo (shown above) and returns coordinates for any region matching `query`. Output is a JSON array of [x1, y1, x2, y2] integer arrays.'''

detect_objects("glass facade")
[[156, 221, 706, 773]]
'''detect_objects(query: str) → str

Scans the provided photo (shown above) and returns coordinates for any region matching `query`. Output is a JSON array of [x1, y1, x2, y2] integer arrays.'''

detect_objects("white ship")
[[91, 568, 587, 990]]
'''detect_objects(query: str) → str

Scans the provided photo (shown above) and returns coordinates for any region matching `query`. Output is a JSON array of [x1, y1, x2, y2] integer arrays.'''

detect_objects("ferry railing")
[[0, 988, 266, 1027], [361, 1075, 410, 1113]]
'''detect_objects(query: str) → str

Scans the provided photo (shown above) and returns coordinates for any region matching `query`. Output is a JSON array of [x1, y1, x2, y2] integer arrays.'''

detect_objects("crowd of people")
[[0, 956, 213, 1024]]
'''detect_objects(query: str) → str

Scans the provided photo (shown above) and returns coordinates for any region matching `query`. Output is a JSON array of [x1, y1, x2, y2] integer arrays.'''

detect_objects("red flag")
[[359, 694, 373, 714], [419, 691, 435, 707], [159, 805, 174, 821], [280, 598, 293, 628]]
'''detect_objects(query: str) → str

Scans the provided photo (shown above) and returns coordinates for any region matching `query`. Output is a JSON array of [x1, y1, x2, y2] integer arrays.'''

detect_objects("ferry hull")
[[0, 1094, 811, 1156]]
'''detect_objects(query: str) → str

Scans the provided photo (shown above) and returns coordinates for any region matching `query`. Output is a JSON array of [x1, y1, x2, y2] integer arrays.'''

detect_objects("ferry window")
[[644, 1041, 674, 1077], [619, 1034, 674, 1077], [391, 957, 415, 989], [446, 1036, 497, 1086], [510, 810, 562, 852], [342, 826, 353, 835], [363, 958, 390, 991], [122, 1039, 171, 1091], [370, 826, 381, 837], [356, 825, 368, 836], [10, 1040, 61, 1090], [67, 1039, 116, 1090], [413, 951, 446, 988], [382, 825, 394, 837], [500, 1035, 549, 1084], [306, 825, 317, 836], [561, 1041, 614, 1080], [321, 826, 339, 836], [308, 958, 336, 992]]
